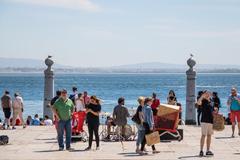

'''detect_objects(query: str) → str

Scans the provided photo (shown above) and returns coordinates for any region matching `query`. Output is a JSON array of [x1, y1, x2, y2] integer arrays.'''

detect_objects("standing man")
[[151, 93, 160, 116], [1, 91, 12, 129], [83, 91, 90, 106], [227, 87, 240, 137], [113, 97, 130, 139], [197, 90, 214, 157], [53, 89, 74, 151]]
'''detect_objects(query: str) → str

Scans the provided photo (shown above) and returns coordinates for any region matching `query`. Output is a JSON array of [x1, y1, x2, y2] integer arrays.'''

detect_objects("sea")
[[0, 73, 239, 123]]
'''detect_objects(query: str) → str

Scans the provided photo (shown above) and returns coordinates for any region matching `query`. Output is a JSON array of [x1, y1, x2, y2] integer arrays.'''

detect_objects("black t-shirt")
[[201, 99, 213, 124], [86, 103, 101, 125], [50, 96, 59, 106]]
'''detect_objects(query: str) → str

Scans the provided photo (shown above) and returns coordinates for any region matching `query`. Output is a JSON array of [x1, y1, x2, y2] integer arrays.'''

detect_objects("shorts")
[[201, 123, 213, 136], [3, 108, 11, 119], [230, 111, 240, 123]]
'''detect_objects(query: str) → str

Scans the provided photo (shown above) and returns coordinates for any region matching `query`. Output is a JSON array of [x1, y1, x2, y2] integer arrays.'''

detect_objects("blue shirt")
[[32, 118, 40, 125], [143, 105, 154, 129], [228, 94, 240, 111]]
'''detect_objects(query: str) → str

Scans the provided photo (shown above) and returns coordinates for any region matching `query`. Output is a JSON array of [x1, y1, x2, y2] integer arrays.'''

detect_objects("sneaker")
[[66, 147, 74, 151], [136, 148, 140, 153], [232, 134, 235, 138], [23, 125, 26, 129], [59, 147, 64, 151], [85, 147, 91, 151], [152, 150, 160, 154], [206, 151, 214, 156], [139, 151, 148, 155], [199, 151, 204, 157], [12, 127, 16, 130]]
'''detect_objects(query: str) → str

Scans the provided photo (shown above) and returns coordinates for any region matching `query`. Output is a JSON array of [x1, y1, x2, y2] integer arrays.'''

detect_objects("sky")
[[0, 0, 240, 67]]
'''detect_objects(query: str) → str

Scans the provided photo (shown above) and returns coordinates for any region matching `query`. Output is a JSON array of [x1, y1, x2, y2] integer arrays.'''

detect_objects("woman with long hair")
[[85, 96, 101, 151]]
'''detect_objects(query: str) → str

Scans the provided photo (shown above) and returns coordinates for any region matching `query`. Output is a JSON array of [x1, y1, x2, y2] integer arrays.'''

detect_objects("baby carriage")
[[71, 111, 88, 142], [154, 104, 182, 141]]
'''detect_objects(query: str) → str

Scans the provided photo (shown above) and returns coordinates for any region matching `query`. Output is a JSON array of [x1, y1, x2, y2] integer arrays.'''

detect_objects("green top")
[[53, 98, 74, 121]]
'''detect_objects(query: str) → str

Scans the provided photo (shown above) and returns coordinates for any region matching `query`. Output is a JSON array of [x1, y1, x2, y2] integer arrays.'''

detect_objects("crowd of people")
[[1, 86, 240, 157]]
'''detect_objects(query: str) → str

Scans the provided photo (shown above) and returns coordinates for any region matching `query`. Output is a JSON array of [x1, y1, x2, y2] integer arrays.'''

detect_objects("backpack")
[[0, 135, 9, 145]]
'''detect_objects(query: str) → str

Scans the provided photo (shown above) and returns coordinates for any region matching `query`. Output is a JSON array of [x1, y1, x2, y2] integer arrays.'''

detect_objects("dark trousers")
[[141, 123, 156, 151], [88, 123, 99, 148], [197, 110, 202, 126]]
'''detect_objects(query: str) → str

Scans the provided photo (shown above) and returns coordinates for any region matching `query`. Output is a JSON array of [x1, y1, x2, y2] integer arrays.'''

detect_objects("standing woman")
[[85, 96, 101, 150], [140, 97, 160, 155], [167, 90, 177, 105], [135, 96, 145, 153]]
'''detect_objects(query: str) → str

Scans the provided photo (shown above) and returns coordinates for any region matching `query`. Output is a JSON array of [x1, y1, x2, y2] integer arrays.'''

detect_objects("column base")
[[185, 120, 196, 125]]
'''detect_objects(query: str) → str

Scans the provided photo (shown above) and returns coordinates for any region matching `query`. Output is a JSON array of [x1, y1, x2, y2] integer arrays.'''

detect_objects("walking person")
[[113, 97, 130, 139], [1, 91, 12, 129], [135, 96, 145, 154], [52, 89, 74, 151], [12, 93, 26, 129], [197, 90, 214, 157], [140, 97, 160, 155], [85, 96, 101, 150], [151, 93, 160, 116], [227, 87, 240, 137]]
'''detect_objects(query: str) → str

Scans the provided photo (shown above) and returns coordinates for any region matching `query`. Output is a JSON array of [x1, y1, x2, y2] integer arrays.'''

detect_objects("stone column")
[[185, 55, 197, 125], [43, 56, 54, 120]]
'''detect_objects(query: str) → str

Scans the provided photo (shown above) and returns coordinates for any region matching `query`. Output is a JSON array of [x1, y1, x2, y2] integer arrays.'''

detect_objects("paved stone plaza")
[[0, 125, 240, 160]]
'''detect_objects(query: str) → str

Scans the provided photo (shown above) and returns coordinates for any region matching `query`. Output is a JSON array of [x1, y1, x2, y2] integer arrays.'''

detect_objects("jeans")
[[136, 124, 145, 146], [57, 119, 71, 149], [88, 123, 99, 148]]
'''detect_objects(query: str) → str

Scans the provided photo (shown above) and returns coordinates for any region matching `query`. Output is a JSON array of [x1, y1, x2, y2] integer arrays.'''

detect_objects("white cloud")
[[8, 0, 101, 12]]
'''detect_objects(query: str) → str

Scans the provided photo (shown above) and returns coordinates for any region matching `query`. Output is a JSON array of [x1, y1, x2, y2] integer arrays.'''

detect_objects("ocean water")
[[0, 73, 239, 121]]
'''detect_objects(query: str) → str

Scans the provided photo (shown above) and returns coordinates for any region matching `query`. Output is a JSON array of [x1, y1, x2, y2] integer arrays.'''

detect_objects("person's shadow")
[[178, 155, 201, 159]]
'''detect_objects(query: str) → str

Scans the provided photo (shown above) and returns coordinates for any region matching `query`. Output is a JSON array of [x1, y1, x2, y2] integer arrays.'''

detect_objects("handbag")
[[131, 113, 141, 125], [213, 113, 225, 131], [145, 131, 160, 146]]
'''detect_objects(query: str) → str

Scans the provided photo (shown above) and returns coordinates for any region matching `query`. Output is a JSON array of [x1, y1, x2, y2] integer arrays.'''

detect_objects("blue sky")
[[0, 0, 240, 67]]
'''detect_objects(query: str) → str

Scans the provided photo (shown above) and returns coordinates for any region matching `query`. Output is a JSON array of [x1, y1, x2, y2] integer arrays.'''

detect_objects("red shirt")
[[151, 99, 160, 109]]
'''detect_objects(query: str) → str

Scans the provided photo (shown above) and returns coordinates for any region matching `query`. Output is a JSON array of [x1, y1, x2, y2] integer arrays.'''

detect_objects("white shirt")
[[13, 96, 23, 108], [75, 99, 85, 112], [44, 119, 53, 126]]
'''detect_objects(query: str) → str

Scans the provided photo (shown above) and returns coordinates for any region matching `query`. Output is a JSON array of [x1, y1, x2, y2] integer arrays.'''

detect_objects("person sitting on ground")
[[167, 90, 177, 105], [75, 93, 85, 112], [151, 93, 160, 116], [1, 90, 12, 130], [227, 87, 240, 137], [12, 92, 26, 129], [44, 115, 53, 126], [32, 114, 41, 126], [26, 115, 33, 126], [225, 113, 232, 125], [113, 97, 130, 139], [197, 90, 214, 157], [105, 116, 116, 140]]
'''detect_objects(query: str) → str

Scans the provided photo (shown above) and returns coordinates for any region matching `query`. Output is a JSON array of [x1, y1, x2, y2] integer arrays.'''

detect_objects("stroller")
[[71, 111, 88, 142], [154, 104, 182, 141]]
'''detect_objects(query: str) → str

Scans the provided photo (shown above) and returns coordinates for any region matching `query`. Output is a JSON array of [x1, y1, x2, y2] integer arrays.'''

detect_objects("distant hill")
[[0, 57, 68, 68], [113, 62, 240, 70], [0, 58, 239, 73]]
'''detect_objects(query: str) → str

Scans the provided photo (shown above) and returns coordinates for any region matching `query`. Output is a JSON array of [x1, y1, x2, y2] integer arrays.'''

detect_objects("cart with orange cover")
[[154, 104, 182, 141], [71, 111, 88, 142]]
